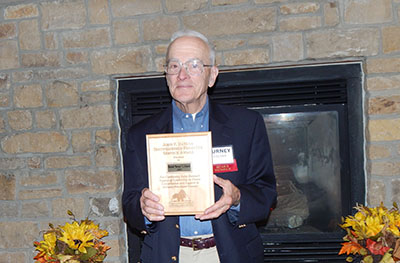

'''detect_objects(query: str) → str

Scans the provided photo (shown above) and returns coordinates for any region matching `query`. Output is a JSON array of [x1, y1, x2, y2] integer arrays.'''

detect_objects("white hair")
[[167, 29, 216, 65]]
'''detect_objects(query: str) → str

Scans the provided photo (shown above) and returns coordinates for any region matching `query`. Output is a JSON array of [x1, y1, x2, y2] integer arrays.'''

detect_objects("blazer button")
[[171, 256, 177, 261], [140, 230, 147, 235], [175, 224, 179, 229], [239, 224, 246, 228]]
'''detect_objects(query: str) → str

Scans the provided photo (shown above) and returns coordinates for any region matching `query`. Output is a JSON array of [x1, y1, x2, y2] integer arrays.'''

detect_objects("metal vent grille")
[[129, 80, 347, 117], [263, 239, 348, 262]]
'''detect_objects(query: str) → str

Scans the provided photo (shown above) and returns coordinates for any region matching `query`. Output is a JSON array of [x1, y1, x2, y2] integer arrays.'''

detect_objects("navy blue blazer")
[[122, 100, 277, 263]]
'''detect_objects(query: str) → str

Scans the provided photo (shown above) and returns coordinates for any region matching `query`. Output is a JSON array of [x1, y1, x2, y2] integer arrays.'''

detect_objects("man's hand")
[[140, 188, 165, 222], [195, 175, 241, 220]]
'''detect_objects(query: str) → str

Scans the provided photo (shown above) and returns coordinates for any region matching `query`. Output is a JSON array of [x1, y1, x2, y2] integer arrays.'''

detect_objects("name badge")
[[212, 146, 238, 173]]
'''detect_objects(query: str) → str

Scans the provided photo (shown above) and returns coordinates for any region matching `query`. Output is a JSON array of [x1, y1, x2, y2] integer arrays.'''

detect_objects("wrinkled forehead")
[[166, 36, 210, 63]]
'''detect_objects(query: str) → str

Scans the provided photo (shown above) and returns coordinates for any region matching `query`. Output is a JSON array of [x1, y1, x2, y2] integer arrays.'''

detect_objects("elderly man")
[[122, 30, 276, 263]]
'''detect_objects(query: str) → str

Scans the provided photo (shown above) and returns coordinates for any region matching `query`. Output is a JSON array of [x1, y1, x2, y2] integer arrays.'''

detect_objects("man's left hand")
[[195, 174, 240, 220]]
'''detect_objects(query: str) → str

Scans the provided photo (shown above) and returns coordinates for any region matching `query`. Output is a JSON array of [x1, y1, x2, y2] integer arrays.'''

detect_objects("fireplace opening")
[[117, 62, 365, 262]]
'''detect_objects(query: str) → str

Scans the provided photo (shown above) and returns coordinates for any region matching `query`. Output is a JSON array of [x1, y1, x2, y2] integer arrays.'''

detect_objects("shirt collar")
[[172, 97, 209, 121]]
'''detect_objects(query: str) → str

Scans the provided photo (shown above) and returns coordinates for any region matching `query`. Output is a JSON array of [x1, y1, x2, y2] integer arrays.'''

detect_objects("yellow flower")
[[59, 221, 95, 254], [35, 232, 57, 256]]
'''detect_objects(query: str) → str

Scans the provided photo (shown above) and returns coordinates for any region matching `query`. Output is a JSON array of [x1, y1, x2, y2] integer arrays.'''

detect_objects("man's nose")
[[177, 65, 190, 80]]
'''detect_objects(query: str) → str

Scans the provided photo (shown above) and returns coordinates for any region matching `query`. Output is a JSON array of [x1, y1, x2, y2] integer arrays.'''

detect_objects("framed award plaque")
[[146, 131, 215, 215]]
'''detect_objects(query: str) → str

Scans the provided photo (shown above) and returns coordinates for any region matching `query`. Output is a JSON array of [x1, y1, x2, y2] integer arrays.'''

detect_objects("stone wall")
[[0, 0, 399, 262]]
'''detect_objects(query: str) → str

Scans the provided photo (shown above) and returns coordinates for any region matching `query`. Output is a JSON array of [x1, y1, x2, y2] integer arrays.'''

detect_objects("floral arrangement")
[[339, 203, 400, 263], [33, 211, 110, 263]]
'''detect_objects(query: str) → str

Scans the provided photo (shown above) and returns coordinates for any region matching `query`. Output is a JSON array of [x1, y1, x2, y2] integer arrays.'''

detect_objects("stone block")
[[0, 252, 26, 263], [224, 48, 269, 66], [344, 0, 392, 24], [368, 96, 400, 115], [19, 188, 62, 200], [182, 7, 276, 36], [7, 110, 32, 131], [72, 131, 91, 153], [324, 2, 339, 26], [0, 201, 18, 217], [106, 238, 124, 258], [367, 179, 385, 206], [65, 169, 120, 194], [1, 132, 68, 154], [248, 36, 270, 46], [213, 39, 246, 51], [392, 179, 400, 204], [212, 0, 247, 5], [40, 0, 86, 30], [90, 47, 152, 75], [272, 33, 303, 62], [62, 28, 111, 48], [0, 23, 16, 39], [101, 219, 123, 237], [35, 67, 89, 81], [0, 157, 25, 170], [14, 84, 43, 108], [280, 16, 321, 31], [113, 19, 140, 45], [366, 75, 400, 91], [0, 74, 9, 90], [110, 0, 162, 17], [368, 118, 400, 141], [45, 80, 79, 107], [88, 0, 110, 24], [36, 110, 56, 129], [28, 157, 41, 169], [306, 28, 379, 59], [21, 52, 61, 68], [12, 71, 33, 83], [19, 19, 41, 50], [0, 221, 38, 248], [166, 0, 207, 12], [369, 161, 400, 176], [155, 44, 168, 55], [143, 16, 179, 41], [20, 171, 59, 187], [367, 144, 391, 160], [0, 40, 19, 70], [0, 115, 5, 133], [81, 79, 111, 92], [45, 155, 92, 169], [382, 26, 400, 54], [254, 0, 286, 2], [95, 129, 117, 144], [280, 2, 319, 14], [65, 51, 89, 65], [4, 3, 38, 19], [81, 92, 112, 105], [52, 197, 85, 218], [89, 197, 120, 217], [60, 104, 114, 129], [21, 201, 50, 218], [0, 93, 10, 107], [95, 145, 119, 167], [44, 32, 58, 50], [0, 173, 16, 200]]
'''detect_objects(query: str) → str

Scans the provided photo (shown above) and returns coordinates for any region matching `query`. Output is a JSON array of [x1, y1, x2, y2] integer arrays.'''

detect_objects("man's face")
[[165, 36, 218, 112]]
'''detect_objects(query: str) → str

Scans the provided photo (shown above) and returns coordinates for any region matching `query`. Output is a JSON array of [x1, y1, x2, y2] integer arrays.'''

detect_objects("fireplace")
[[117, 62, 365, 262]]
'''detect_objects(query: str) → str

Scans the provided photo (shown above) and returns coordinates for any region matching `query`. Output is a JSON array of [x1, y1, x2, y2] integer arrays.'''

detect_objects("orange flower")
[[339, 241, 363, 255]]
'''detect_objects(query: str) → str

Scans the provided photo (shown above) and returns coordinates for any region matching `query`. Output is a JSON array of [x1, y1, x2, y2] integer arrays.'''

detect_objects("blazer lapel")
[[209, 100, 234, 146]]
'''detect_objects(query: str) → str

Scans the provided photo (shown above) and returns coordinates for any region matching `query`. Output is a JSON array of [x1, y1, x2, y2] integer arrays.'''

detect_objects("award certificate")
[[146, 132, 214, 215]]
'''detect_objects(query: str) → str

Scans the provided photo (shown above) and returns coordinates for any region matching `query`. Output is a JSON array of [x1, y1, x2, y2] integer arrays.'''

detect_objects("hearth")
[[118, 62, 365, 262]]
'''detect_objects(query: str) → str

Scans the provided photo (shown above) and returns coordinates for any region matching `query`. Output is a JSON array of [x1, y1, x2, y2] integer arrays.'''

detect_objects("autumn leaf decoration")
[[339, 203, 400, 263], [33, 210, 111, 263]]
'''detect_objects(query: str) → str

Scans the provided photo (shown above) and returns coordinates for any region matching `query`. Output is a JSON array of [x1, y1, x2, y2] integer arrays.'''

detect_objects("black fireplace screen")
[[117, 63, 365, 262]]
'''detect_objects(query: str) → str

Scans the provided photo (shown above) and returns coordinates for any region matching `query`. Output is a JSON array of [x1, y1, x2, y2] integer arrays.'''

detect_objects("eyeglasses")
[[164, 58, 213, 76]]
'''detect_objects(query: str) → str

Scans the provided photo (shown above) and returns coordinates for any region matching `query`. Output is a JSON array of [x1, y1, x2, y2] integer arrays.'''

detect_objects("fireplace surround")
[[117, 62, 365, 262]]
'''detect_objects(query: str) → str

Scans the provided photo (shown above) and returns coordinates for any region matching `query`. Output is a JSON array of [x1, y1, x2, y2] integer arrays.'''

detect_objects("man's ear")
[[208, 66, 219, 87]]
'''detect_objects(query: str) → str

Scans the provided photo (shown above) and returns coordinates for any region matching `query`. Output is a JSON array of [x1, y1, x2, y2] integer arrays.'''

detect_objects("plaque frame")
[[146, 132, 215, 215]]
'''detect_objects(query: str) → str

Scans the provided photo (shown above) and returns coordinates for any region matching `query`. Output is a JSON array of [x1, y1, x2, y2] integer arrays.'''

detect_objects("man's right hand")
[[140, 188, 165, 221]]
